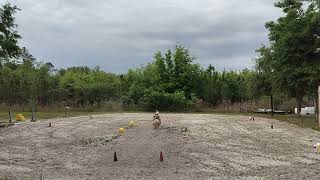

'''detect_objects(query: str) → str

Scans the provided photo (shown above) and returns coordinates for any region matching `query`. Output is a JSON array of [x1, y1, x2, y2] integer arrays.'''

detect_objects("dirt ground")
[[1, 113, 320, 180]]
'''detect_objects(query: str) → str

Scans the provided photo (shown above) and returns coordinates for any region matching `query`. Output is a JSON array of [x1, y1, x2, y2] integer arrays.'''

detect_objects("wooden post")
[[271, 95, 274, 117], [8, 110, 12, 125], [64, 107, 70, 118], [318, 86, 320, 127], [31, 106, 35, 122], [316, 91, 319, 122]]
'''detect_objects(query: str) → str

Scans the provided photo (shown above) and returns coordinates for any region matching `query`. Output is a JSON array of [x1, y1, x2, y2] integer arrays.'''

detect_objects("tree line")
[[0, 1, 319, 114]]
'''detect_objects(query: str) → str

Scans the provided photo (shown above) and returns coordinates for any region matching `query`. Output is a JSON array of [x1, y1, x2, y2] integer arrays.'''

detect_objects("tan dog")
[[153, 110, 161, 129], [153, 118, 161, 129]]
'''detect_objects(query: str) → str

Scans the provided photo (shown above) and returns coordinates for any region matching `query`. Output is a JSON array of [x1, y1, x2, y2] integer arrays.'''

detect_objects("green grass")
[[0, 111, 100, 122], [257, 114, 320, 131], [170, 111, 320, 131], [210, 112, 320, 131]]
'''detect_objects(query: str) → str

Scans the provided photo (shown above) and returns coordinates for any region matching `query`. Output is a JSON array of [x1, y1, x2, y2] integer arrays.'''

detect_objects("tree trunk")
[[270, 95, 274, 117]]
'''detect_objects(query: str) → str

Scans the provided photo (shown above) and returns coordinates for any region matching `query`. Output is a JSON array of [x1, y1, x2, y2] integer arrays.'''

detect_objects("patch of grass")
[[177, 111, 320, 131], [253, 114, 320, 131], [266, 115, 320, 131], [1, 110, 318, 132], [198, 111, 320, 131], [0, 111, 103, 122]]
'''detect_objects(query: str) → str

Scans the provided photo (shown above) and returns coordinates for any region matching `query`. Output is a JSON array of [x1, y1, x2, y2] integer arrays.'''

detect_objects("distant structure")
[[294, 107, 315, 115]]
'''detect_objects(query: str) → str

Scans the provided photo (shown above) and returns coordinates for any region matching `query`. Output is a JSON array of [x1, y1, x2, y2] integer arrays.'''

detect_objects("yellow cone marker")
[[118, 128, 125, 134], [16, 114, 26, 121], [129, 121, 134, 127]]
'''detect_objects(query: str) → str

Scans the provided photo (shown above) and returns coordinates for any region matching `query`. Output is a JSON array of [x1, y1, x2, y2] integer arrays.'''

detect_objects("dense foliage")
[[256, 0, 320, 115], [0, 1, 319, 113]]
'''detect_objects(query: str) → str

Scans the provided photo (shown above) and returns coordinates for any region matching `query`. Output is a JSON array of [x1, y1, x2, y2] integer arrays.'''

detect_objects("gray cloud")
[[3, 0, 282, 73]]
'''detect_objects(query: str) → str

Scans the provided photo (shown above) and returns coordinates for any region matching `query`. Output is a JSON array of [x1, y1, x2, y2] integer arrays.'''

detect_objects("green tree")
[[59, 66, 120, 107], [259, 0, 320, 115], [199, 65, 221, 105], [0, 3, 21, 64]]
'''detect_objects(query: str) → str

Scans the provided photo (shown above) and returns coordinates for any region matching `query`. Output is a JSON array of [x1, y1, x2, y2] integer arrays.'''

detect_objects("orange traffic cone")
[[114, 152, 118, 162], [160, 151, 164, 162]]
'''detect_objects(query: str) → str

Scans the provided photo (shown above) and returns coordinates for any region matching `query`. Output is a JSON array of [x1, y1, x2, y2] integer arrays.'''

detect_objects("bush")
[[279, 98, 297, 112], [140, 91, 194, 111]]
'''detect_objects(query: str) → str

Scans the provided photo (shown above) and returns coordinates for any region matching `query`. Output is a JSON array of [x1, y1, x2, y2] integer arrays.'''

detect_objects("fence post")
[[64, 107, 70, 118], [31, 106, 36, 122], [318, 86, 320, 127], [270, 95, 274, 117], [8, 110, 12, 125]]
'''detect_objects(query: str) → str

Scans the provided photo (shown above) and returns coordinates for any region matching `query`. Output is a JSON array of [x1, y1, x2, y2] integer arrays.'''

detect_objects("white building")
[[295, 107, 315, 115]]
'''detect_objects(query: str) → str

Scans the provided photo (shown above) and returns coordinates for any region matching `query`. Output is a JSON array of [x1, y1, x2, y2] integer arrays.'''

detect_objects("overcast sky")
[[3, 0, 283, 73]]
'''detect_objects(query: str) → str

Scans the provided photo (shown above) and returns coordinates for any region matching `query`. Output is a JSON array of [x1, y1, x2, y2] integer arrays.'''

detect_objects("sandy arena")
[[1, 113, 320, 179]]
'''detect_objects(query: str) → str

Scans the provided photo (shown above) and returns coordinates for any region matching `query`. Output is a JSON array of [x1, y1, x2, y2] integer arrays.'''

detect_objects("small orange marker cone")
[[160, 151, 164, 162], [49, 122, 52, 127], [114, 152, 118, 162]]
